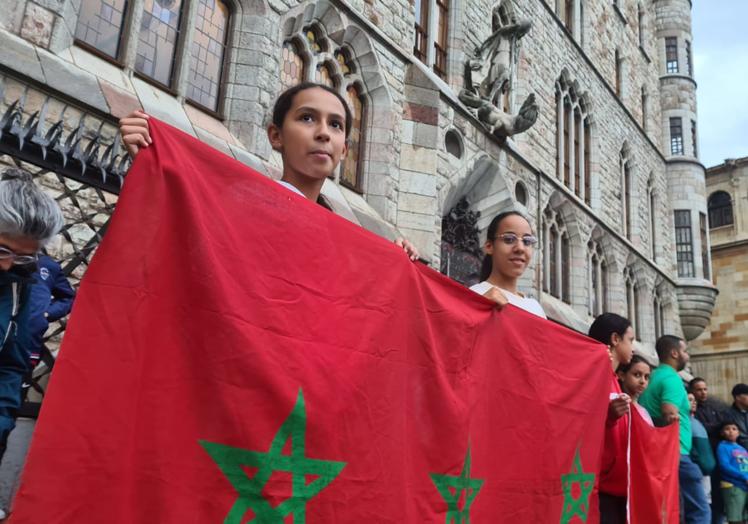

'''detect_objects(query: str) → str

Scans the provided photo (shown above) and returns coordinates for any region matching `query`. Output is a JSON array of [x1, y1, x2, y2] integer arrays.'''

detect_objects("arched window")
[[187, 0, 230, 112], [615, 49, 622, 97], [623, 266, 640, 339], [342, 84, 365, 191], [620, 147, 632, 239], [588, 240, 608, 316], [647, 175, 656, 259], [653, 288, 664, 339], [556, 77, 591, 205], [543, 207, 571, 303], [135, 0, 185, 87], [281, 27, 368, 192], [280, 41, 306, 90], [315, 63, 336, 88], [708, 191, 734, 228]]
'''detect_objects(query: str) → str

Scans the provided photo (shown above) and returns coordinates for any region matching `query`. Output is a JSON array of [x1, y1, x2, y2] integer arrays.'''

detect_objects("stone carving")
[[458, 11, 538, 139]]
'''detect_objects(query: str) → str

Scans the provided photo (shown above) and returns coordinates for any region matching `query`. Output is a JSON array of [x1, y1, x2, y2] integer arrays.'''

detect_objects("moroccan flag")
[[12, 120, 611, 523], [629, 406, 680, 523]]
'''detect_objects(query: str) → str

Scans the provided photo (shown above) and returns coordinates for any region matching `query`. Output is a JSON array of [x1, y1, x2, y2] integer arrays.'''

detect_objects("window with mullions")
[[653, 289, 664, 339], [670, 117, 683, 156], [413, 0, 449, 79], [665, 37, 678, 74], [135, 0, 185, 87], [280, 41, 306, 90], [543, 207, 571, 304], [75, 0, 129, 59], [187, 0, 230, 111], [708, 191, 734, 229], [619, 147, 632, 239], [588, 240, 608, 317], [623, 266, 640, 340], [674, 210, 695, 278], [686, 40, 693, 76], [556, 78, 592, 205], [700, 212, 710, 280], [75, 0, 231, 113]]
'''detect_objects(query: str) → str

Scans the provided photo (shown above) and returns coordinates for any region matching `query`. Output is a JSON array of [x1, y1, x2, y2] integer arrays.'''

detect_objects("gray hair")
[[0, 168, 64, 245]]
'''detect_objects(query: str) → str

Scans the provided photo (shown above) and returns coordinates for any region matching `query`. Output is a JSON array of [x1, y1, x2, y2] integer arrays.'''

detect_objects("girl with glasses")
[[469, 211, 546, 318]]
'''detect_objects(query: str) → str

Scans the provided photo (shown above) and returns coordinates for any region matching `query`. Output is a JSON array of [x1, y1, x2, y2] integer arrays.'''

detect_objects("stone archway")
[[439, 154, 514, 286]]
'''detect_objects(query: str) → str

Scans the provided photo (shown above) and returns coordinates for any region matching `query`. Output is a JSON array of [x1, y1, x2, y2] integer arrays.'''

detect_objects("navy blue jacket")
[[0, 270, 33, 443], [26, 255, 75, 359]]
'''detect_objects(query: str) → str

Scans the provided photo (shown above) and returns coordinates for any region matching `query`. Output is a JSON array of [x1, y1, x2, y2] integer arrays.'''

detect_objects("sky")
[[692, 1, 748, 168]]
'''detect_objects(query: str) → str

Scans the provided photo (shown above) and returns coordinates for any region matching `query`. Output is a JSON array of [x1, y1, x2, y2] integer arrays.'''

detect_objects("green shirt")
[[639, 364, 691, 454]]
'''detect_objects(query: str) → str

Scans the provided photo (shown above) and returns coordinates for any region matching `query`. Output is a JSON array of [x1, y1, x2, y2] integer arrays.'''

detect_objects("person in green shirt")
[[640, 335, 711, 523]]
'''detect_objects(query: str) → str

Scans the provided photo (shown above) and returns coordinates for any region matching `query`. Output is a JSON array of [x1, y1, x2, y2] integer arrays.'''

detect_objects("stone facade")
[[0, 0, 718, 361], [690, 157, 748, 402]]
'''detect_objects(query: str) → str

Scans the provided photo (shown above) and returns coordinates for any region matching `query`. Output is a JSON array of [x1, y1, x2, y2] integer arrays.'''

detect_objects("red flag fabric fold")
[[629, 404, 681, 523], [12, 119, 611, 523]]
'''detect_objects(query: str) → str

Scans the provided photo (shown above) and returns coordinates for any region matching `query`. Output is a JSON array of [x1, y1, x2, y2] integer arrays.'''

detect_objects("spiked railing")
[[0, 89, 128, 417], [0, 96, 129, 195]]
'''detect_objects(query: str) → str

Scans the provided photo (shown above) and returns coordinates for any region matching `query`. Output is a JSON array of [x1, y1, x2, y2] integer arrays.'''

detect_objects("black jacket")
[[695, 398, 729, 447], [727, 404, 748, 451]]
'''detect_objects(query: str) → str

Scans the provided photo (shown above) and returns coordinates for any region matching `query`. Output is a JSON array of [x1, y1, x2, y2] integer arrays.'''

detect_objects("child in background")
[[616, 354, 653, 425], [717, 421, 748, 524]]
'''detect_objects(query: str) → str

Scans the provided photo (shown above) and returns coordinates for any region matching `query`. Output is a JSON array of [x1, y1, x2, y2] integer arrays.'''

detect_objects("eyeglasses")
[[0, 246, 38, 266], [494, 233, 538, 247]]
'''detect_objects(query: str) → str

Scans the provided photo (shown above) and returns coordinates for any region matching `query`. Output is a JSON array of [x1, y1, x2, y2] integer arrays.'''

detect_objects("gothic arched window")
[[280, 27, 368, 192], [543, 207, 571, 303], [620, 147, 632, 239], [624, 266, 640, 339], [588, 240, 608, 316], [708, 191, 734, 229], [556, 78, 591, 205], [280, 41, 305, 90]]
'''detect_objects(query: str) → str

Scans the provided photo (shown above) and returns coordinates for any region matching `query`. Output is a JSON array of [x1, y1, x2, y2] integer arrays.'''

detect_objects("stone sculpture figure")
[[459, 12, 538, 139]]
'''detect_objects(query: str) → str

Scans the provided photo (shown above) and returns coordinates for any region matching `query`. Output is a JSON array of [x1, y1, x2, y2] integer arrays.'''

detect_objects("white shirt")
[[277, 180, 304, 196], [469, 281, 547, 319]]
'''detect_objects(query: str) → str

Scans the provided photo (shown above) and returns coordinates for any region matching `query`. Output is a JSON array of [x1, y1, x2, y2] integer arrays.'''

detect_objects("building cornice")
[[712, 238, 748, 253]]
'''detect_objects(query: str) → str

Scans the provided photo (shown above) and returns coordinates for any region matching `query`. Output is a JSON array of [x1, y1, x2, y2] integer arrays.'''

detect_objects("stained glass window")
[[315, 63, 336, 88], [306, 29, 323, 53], [281, 41, 305, 90], [187, 0, 229, 111], [335, 50, 352, 75], [135, 0, 184, 86], [75, 0, 129, 59], [342, 84, 364, 190]]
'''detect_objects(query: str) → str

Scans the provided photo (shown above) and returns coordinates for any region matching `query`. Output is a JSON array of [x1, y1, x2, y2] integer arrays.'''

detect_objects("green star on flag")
[[430, 446, 484, 523], [200, 390, 345, 523], [559, 447, 595, 524]]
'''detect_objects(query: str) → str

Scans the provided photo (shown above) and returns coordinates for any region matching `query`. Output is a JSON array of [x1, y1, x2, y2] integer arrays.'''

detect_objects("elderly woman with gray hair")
[[0, 168, 63, 458]]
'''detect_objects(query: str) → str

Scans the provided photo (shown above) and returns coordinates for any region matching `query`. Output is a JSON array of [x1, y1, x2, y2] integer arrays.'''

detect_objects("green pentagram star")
[[430, 446, 484, 523], [200, 390, 346, 523], [559, 448, 595, 524]]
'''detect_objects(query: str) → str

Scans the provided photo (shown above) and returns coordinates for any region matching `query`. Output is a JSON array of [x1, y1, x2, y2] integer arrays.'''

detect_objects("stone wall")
[[0, 0, 714, 347]]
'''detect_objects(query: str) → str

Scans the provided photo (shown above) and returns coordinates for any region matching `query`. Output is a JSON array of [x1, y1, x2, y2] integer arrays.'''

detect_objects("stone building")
[[690, 157, 748, 402], [0, 0, 717, 361]]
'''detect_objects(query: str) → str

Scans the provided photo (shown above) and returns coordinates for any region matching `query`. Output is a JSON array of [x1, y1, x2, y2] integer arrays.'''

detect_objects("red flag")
[[629, 405, 680, 523], [12, 120, 611, 523]]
